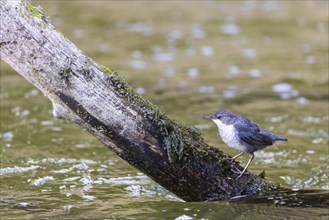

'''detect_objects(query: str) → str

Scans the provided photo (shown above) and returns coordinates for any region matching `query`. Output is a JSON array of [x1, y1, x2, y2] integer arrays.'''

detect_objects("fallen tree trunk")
[[0, 0, 280, 201]]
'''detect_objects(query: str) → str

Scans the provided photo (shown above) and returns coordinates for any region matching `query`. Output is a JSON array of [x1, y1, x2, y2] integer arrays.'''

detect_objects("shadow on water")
[[230, 189, 329, 208], [1, 189, 328, 219]]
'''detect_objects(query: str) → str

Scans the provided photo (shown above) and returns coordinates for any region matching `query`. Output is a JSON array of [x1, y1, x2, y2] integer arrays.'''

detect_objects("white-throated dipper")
[[203, 110, 287, 178]]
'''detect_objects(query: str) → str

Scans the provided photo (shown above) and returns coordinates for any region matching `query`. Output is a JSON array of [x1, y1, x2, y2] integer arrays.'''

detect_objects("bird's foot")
[[231, 166, 242, 174], [231, 166, 250, 179], [237, 171, 249, 179]]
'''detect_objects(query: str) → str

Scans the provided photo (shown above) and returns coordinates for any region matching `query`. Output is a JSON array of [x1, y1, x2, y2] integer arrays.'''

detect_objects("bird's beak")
[[203, 114, 214, 119]]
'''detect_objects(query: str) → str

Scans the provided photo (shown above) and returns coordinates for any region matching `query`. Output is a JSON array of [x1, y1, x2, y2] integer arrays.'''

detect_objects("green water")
[[1, 1, 328, 219]]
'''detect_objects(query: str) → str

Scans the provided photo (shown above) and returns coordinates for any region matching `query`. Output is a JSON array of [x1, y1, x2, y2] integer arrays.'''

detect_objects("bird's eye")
[[217, 116, 222, 119]]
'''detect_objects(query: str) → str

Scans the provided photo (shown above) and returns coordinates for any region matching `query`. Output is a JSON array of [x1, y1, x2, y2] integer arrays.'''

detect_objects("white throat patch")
[[211, 119, 247, 152]]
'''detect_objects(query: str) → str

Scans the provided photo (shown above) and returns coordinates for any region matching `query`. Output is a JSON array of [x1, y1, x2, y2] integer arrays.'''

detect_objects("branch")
[[0, 0, 280, 202]]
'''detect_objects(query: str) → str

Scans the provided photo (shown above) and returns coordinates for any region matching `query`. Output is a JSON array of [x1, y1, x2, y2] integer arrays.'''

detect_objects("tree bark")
[[0, 0, 280, 202]]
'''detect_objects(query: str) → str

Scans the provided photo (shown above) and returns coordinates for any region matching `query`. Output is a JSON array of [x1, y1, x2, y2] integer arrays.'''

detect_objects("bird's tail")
[[272, 134, 288, 142]]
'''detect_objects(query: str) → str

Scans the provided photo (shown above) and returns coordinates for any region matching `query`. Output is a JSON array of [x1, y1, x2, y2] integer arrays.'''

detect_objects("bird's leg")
[[230, 152, 244, 161], [237, 153, 255, 179], [230, 152, 244, 174]]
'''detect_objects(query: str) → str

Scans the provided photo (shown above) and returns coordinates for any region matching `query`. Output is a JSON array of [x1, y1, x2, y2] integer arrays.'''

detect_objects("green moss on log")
[[100, 65, 117, 76], [23, 1, 45, 21]]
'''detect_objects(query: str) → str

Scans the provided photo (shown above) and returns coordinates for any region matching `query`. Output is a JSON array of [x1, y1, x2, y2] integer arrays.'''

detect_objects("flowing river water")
[[1, 1, 328, 219]]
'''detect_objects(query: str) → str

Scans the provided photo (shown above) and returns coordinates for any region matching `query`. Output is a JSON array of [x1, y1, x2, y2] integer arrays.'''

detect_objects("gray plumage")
[[203, 110, 287, 178]]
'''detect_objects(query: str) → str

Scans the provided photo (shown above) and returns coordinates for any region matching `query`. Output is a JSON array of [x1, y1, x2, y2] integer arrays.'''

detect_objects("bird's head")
[[203, 110, 236, 126]]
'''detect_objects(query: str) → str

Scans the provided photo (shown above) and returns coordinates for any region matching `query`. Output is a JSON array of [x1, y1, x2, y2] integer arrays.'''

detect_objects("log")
[[0, 0, 280, 202]]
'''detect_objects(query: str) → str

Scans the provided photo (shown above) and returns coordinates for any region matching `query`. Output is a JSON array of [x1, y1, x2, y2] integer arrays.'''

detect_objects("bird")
[[203, 110, 287, 178]]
